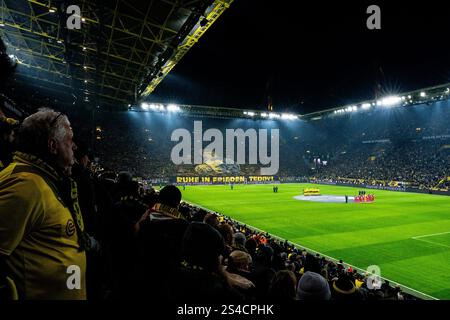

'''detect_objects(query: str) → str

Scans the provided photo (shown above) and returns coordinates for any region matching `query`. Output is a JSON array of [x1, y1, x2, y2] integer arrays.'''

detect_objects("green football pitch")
[[180, 183, 450, 300]]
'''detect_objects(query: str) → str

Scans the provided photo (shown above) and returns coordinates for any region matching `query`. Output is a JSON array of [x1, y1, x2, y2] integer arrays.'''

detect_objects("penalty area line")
[[411, 237, 450, 250], [411, 231, 450, 240]]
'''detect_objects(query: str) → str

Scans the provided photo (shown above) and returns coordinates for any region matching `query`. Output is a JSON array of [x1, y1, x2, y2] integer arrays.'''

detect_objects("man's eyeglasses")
[[50, 112, 64, 127]]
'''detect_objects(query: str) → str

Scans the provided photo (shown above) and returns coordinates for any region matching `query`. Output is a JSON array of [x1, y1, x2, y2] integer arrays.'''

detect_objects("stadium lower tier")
[[181, 183, 450, 300]]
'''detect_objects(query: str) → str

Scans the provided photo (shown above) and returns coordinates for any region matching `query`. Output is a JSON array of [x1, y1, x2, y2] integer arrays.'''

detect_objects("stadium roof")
[[0, 0, 233, 108], [132, 82, 450, 121]]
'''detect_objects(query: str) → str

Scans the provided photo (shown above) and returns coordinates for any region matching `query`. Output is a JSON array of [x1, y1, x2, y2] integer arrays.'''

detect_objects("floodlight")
[[141, 103, 149, 110], [379, 96, 402, 107], [362, 103, 371, 109], [420, 92, 426, 97], [281, 113, 296, 120], [269, 113, 281, 119], [261, 113, 269, 118], [167, 104, 181, 112]]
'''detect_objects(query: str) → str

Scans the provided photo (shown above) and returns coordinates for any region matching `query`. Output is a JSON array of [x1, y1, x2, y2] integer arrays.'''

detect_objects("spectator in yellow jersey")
[[0, 108, 87, 299]]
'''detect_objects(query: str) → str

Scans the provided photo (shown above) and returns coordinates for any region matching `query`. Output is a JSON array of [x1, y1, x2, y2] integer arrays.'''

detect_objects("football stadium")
[[1, 0, 450, 307]]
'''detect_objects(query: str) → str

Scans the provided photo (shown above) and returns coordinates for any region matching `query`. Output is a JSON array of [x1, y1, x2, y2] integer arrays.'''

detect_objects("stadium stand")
[[1, 2, 449, 302]]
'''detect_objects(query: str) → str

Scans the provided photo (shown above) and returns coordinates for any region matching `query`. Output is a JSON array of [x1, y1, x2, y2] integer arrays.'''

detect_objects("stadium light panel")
[[420, 92, 426, 97], [141, 103, 149, 110], [352, 106, 357, 111], [281, 113, 296, 120], [167, 104, 181, 112], [269, 113, 281, 119], [361, 103, 371, 109], [261, 113, 269, 118], [247, 111, 255, 117], [378, 96, 402, 107]]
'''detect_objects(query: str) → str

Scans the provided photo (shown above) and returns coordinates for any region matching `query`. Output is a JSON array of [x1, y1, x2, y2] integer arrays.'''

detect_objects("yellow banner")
[[175, 175, 276, 184]]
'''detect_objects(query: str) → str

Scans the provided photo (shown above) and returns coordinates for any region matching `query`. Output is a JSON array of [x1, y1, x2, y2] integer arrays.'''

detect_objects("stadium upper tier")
[[64, 96, 450, 191]]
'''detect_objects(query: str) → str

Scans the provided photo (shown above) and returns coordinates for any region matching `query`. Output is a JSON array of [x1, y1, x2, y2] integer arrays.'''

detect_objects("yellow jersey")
[[0, 162, 86, 299]]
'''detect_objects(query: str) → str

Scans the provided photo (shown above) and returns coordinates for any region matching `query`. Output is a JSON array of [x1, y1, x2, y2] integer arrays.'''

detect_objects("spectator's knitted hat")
[[181, 222, 225, 271], [296, 271, 331, 300], [233, 232, 246, 247], [159, 185, 182, 208]]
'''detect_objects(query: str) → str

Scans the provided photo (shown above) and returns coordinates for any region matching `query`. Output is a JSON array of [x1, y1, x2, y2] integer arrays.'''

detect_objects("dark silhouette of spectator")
[[296, 271, 331, 300], [172, 222, 242, 302], [134, 185, 189, 300], [331, 273, 364, 301], [303, 253, 321, 274], [226, 250, 256, 300], [218, 223, 234, 257], [268, 270, 297, 301], [203, 212, 220, 229], [245, 237, 258, 258], [108, 180, 147, 299], [251, 245, 276, 299], [233, 232, 248, 253]]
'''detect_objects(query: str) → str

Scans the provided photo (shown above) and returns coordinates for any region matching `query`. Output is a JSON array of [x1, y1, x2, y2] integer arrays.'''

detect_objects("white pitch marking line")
[[412, 231, 450, 240], [412, 237, 450, 249]]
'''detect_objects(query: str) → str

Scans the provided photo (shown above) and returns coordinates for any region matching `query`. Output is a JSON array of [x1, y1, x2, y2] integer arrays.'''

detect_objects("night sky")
[[151, 1, 450, 114]]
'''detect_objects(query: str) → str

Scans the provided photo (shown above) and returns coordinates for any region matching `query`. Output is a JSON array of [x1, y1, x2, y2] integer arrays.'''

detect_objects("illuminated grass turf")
[[180, 183, 450, 299]]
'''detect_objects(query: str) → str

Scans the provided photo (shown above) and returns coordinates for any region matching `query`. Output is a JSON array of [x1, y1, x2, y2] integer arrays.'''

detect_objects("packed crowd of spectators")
[[0, 37, 448, 300], [75, 108, 450, 190], [69, 165, 419, 301], [312, 140, 450, 190], [0, 105, 416, 300]]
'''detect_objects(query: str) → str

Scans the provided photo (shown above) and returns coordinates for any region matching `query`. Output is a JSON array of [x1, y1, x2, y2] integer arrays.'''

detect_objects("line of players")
[[355, 190, 375, 203]]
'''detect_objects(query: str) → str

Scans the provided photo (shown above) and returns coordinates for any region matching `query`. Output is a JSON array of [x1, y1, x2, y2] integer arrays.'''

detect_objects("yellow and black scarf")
[[12, 151, 88, 251]]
